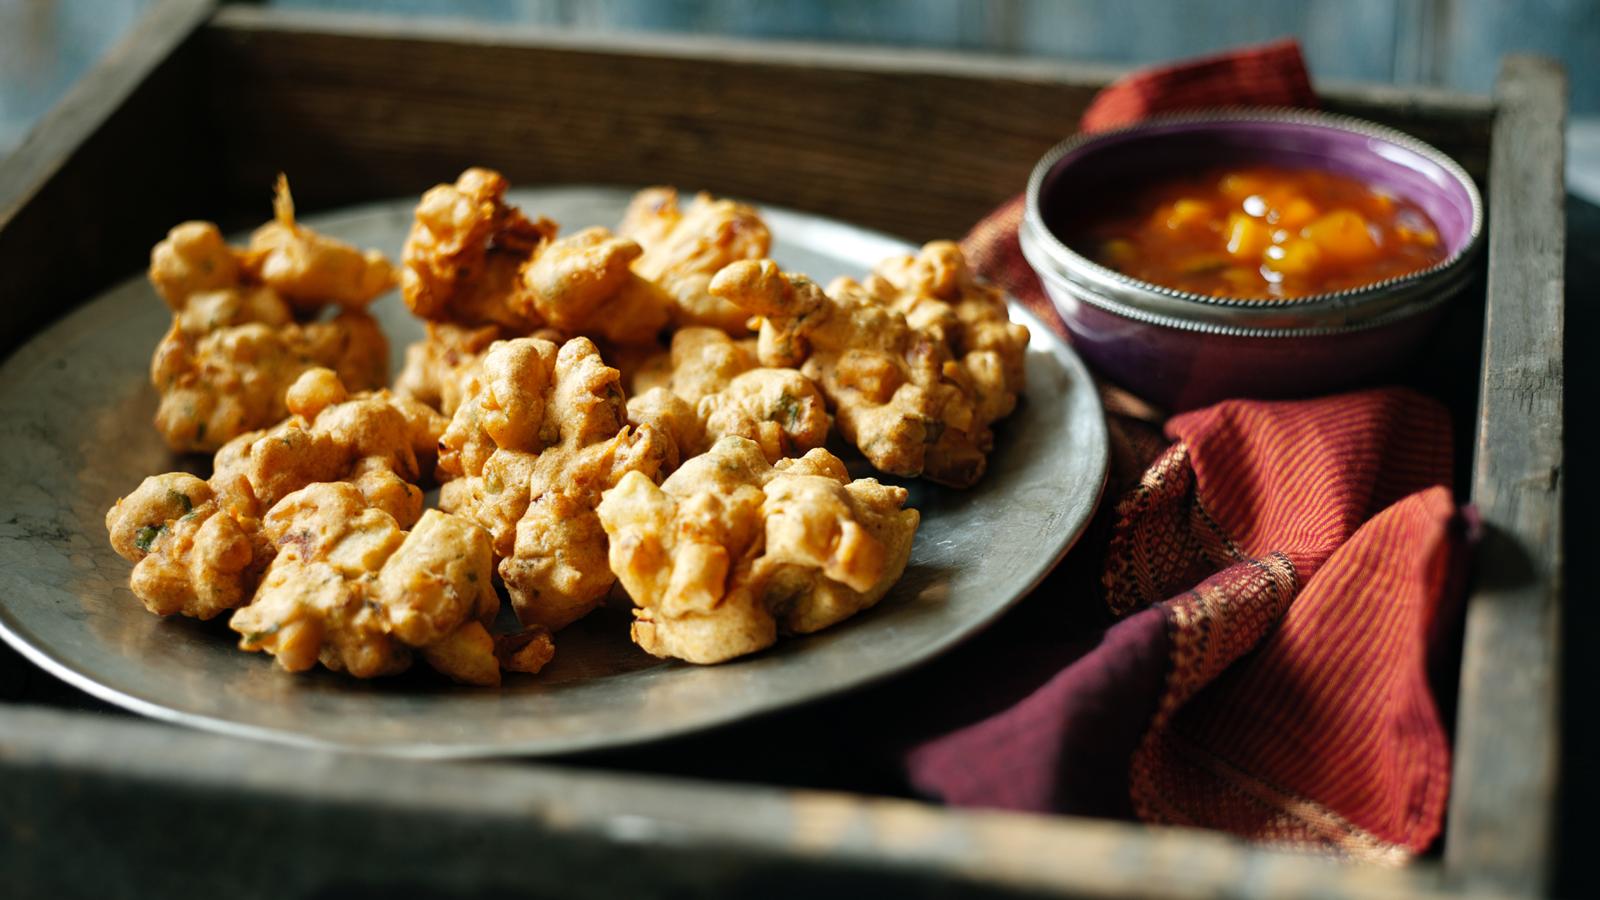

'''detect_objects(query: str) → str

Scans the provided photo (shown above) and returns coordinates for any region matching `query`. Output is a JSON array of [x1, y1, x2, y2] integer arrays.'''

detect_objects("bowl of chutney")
[[1019, 108, 1483, 409]]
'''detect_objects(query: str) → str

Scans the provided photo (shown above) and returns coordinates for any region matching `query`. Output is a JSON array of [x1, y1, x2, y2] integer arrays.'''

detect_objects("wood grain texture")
[[1318, 78, 1494, 182], [0, 0, 217, 360], [1443, 56, 1566, 897], [199, 8, 1102, 241], [0, 704, 1469, 900], [199, 7, 1492, 242], [0, 8, 1560, 896]]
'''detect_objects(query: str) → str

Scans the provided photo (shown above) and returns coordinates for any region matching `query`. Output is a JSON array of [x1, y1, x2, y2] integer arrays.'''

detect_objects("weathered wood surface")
[[1443, 56, 1567, 898], [199, 7, 1104, 241], [0, 704, 1488, 900], [0, 5, 1564, 897], [0, 0, 217, 360], [1318, 79, 1494, 182], [198, 7, 1493, 243]]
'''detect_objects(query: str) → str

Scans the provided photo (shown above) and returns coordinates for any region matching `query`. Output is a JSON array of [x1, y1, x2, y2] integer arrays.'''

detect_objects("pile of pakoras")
[[104, 169, 1029, 685]]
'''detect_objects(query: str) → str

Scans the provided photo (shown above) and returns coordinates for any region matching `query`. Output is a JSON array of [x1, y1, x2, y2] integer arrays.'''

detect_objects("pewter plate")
[[0, 187, 1108, 758]]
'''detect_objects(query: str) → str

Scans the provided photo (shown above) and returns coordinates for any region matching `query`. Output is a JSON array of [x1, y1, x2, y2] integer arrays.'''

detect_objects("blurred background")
[[3, 0, 1597, 174]]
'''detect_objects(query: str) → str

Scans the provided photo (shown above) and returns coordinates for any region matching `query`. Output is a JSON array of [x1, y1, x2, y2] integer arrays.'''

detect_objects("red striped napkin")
[[904, 40, 1469, 861]]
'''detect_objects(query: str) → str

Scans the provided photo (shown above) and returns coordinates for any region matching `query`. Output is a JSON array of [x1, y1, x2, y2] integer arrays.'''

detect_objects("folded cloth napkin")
[[901, 40, 1470, 863]]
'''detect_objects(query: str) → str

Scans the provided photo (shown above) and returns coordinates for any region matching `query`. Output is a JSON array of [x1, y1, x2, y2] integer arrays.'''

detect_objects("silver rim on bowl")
[[1022, 107, 1485, 337]]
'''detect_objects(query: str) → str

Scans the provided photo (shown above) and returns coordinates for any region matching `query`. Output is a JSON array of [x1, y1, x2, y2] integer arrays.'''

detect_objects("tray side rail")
[[197, 7, 1493, 242], [1443, 56, 1567, 898], [0, 704, 1469, 900]]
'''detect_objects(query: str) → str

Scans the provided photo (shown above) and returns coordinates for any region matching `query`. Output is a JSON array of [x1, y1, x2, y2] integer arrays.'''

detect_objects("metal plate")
[[0, 187, 1108, 758]]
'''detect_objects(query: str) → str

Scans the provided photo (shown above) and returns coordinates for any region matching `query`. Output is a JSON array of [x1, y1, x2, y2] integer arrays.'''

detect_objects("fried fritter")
[[709, 259, 993, 487], [151, 178, 392, 315], [515, 226, 671, 346], [437, 336, 672, 630], [242, 175, 396, 311], [861, 241, 1027, 384], [626, 326, 756, 400], [152, 302, 389, 454], [597, 436, 919, 664], [604, 337, 674, 396], [146, 180, 395, 452], [841, 240, 1029, 442], [149, 221, 243, 311], [111, 368, 512, 684], [624, 327, 829, 465], [229, 486, 504, 685], [621, 387, 699, 473], [494, 626, 558, 675], [399, 170, 670, 346], [618, 187, 771, 333], [108, 369, 448, 622], [105, 471, 268, 620], [399, 167, 558, 328], [396, 322, 520, 417], [211, 367, 445, 523]]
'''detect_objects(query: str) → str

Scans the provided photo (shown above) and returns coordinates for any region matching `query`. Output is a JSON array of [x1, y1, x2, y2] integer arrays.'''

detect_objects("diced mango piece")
[[1301, 209, 1379, 263], [1177, 253, 1230, 276], [1219, 173, 1267, 201], [1225, 213, 1272, 260], [1396, 225, 1439, 248], [1165, 198, 1214, 230], [1222, 266, 1262, 292], [1261, 187, 1300, 217], [1278, 198, 1320, 230], [1265, 239, 1322, 276], [1092, 165, 1446, 300], [1100, 238, 1137, 268]]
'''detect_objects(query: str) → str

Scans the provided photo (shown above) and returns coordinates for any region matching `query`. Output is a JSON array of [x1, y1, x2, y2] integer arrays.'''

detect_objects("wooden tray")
[[0, 2, 1565, 897]]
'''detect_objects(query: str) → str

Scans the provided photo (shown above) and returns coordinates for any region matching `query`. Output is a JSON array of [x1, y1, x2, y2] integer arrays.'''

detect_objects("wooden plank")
[[1318, 79, 1494, 181], [199, 7, 1491, 243], [0, 704, 1477, 900], [197, 7, 1104, 242], [1443, 56, 1566, 897], [0, 0, 218, 360]]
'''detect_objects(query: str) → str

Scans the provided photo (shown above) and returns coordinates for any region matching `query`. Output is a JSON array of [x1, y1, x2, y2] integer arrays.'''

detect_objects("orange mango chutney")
[[1076, 166, 1448, 299]]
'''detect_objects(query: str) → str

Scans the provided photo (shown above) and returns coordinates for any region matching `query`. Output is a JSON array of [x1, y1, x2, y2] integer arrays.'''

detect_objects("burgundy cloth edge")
[[904, 605, 1170, 818], [917, 38, 1468, 859], [1079, 38, 1318, 133]]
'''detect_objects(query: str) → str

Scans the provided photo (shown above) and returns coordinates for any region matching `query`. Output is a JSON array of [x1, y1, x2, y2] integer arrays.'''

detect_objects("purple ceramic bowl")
[[1019, 108, 1484, 410]]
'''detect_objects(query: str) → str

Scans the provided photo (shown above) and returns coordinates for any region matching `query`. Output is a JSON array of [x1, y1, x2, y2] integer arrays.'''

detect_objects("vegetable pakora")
[[598, 436, 918, 663], [437, 336, 673, 630], [618, 187, 772, 333], [624, 327, 829, 467], [146, 178, 395, 452]]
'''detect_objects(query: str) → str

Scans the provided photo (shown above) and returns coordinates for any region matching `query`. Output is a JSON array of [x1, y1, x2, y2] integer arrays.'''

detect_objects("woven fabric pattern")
[[908, 40, 1464, 858]]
